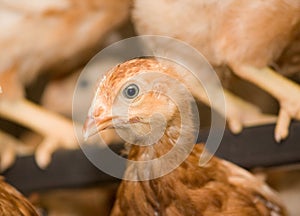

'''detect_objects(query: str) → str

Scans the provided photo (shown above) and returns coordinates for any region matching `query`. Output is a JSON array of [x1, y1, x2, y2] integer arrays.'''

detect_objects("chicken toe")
[[35, 137, 60, 169], [179, 67, 276, 133], [224, 91, 277, 133], [0, 98, 79, 168], [230, 65, 300, 141], [0, 131, 35, 171], [275, 109, 291, 142], [0, 131, 18, 171]]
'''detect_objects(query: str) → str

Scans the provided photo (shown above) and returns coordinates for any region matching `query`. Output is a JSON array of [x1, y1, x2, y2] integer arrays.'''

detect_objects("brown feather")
[[0, 177, 38, 216], [131, 0, 300, 143], [85, 58, 287, 216], [132, 0, 300, 67], [111, 144, 286, 216]]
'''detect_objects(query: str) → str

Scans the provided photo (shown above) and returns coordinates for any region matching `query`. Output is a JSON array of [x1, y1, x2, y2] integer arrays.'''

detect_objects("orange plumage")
[[132, 0, 300, 142], [0, 177, 38, 215], [84, 58, 287, 215], [0, 0, 130, 169]]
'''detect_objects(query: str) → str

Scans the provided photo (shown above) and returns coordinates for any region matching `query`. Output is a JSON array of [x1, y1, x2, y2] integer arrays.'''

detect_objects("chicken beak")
[[82, 115, 113, 141], [83, 116, 98, 141]]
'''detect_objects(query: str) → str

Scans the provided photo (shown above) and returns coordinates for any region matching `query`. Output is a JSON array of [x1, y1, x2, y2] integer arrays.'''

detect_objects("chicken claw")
[[0, 98, 79, 169], [35, 137, 61, 169], [224, 91, 277, 134], [275, 109, 291, 142], [0, 131, 18, 171], [180, 70, 277, 134], [231, 65, 300, 141], [0, 131, 35, 171]]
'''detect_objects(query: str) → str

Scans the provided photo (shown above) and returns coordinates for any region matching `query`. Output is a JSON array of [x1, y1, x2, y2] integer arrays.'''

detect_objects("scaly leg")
[[179, 73, 276, 132], [223, 90, 277, 132], [194, 87, 277, 133], [0, 98, 79, 168], [231, 65, 300, 141]]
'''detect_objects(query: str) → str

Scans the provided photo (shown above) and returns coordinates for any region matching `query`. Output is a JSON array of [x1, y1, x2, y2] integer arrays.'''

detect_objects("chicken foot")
[[223, 90, 277, 133], [0, 98, 79, 168], [0, 130, 35, 171], [231, 65, 300, 142], [196, 88, 276, 133], [179, 73, 276, 133]]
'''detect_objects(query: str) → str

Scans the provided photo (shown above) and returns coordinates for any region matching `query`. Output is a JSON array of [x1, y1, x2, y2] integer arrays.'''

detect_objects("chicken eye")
[[123, 84, 139, 99]]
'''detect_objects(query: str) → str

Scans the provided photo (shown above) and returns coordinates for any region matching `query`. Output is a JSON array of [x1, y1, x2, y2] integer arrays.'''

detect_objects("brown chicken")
[[83, 58, 287, 215], [0, 0, 130, 168], [0, 177, 38, 215], [132, 0, 300, 142]]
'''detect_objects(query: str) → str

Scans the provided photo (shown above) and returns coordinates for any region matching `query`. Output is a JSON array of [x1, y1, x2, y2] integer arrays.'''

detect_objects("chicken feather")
[[132, 0, 300, 141], [0, 0, 131, 169], [0, 177, 38, 215], [84, 58, 287, 216]]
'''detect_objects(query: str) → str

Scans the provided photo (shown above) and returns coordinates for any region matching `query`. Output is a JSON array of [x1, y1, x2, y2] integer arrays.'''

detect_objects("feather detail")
[[111, 144, 287, 216], [85, 58, 287, 216], [0, 177, 38, 215]]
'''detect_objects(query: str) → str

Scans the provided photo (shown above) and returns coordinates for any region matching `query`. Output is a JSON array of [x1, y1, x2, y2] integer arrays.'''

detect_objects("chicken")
[[83, 58, 287, 215], [0, 177, 38, 215], [0, 0, 130, 168], [132, 0, 300, 142]]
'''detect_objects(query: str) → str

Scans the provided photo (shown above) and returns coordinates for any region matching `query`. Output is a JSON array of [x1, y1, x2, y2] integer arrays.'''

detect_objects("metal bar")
[[3, 121, 300, 194]]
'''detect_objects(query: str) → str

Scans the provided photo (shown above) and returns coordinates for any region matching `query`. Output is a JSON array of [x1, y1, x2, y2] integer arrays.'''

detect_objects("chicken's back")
[[132, 0, 300, 67], [0, 0, 130, 91]]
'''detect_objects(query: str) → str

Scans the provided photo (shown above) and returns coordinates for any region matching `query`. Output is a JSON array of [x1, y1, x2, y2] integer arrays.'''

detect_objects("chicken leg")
[[0, 130, 35, 171], [196, 88, 277, 133], [0, 130, 22, 171], [223, 90, 277, 133], [231, 64, 300, 141], [178, 71, 277, 133], [0, 98, 79, 168]]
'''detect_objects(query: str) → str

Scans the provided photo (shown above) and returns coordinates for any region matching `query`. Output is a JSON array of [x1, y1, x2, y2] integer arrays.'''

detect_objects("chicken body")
[[132, 0, 300, 141], [83, 58, 287, 215], [133, 0, 299, 66], [0, 0, 130, 168], [0, 0, 130, 91], [112, 145, 285, 216], [0, 177, 38, 215]]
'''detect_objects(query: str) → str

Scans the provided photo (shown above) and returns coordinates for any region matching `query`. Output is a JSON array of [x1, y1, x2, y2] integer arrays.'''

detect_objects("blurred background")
[[0, 0, 299, 215]]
